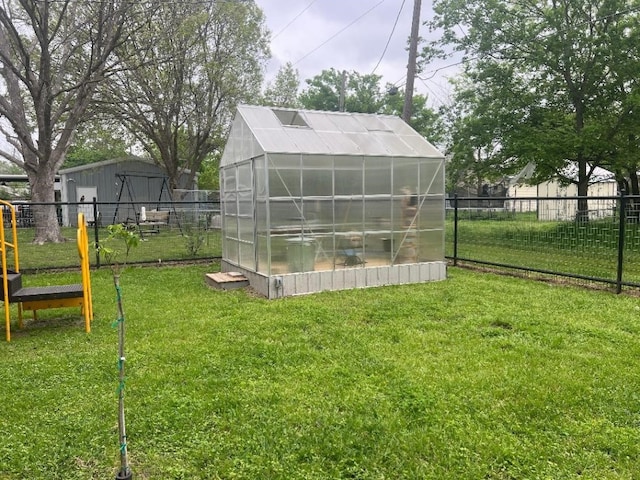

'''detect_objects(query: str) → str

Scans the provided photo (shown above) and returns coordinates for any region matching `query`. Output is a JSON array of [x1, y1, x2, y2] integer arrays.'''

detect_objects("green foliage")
[[2, 266, 640, 478], [183, 219, 207, 257], [381, 87, 445, 147], [197, 155, 220, 191], [298, 69, 444, 144], [0, 162, 24, 174], [64, 121, 131, 168], [429, 0, 640, 193], [97, 224, 140, 271], [262, 62, 301, 108], [299, 68, 384, 113]]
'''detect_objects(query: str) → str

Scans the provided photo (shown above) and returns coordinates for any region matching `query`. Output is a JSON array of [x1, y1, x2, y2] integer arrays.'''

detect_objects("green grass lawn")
[[1, 265, 640, 479]]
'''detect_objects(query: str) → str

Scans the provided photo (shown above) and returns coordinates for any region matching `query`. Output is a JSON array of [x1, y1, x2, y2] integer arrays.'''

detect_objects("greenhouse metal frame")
[[220, 105, 446, 298]]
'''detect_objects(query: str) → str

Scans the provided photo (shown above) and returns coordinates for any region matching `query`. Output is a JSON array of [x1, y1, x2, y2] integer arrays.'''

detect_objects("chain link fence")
[[446, 194, 640, 293]]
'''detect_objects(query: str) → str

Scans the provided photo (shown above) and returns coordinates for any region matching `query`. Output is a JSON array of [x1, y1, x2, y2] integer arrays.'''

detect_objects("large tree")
[[102, 0, 269, 196], [299, 68, 444, 142], [429, 0, 640, 209], [381, 87, 445, 147], [299, 69, 385, 113], [0, 0, 137, 243], [262, 62, 301, 108]]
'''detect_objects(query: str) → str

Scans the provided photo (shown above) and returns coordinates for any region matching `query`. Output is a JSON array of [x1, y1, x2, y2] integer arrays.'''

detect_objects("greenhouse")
[[219, 105, 446, 298]]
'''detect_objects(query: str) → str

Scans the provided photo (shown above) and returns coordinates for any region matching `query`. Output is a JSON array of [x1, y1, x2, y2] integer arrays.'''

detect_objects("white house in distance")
[[507, 163, 618, 220], [219, 105, 447, 298]]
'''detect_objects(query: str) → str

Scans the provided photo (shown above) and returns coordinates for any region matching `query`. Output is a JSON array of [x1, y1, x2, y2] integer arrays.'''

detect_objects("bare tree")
[[102, 0, 270, 195], [0, 0, 137, 243]]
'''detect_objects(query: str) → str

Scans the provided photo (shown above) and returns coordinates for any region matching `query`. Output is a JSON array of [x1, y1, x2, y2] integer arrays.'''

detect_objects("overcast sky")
[[255, 0, 459, 108]]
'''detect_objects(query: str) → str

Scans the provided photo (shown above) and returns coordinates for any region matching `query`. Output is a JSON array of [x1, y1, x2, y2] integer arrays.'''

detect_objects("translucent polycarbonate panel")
[[302, 155, 333, 198], [223, 192, 237, 215], [393, 158, 420, 196], [306, 198, 334, 237], [255, 156, 267, 199], [222, 235, 231, 259], [302, 111, 340, 131], [223, 168, 236, 192], [269, 153, 301, 169], [315, 132, 360, 155], [239, 242, 254, 270], [269, 197, 304, 230], [226, 238, 239, 264], [302, 154, 330, 170], [364, 157, 392, 195], [224, 215, 237, 238], [417, 229, 445, 262], [256, 200, 269, 274], [237, 190, 253, 217], [237, 162, 252, 191], [220, 115, 264, 167], [268, 154, 301, 197], [334, 156, 363, 196], [401, 134, 445, 158], [238, 217, 253, 243], [328, 114, 368, 132], [256, 234, 269, 275], [344, 133, 392, 156], [257, 128, 300, 154], [284, 128, 332, 154], [417, 195, 445, 230], [335, 197, 364, 234], [420, 159, 445, 195], [364, 197, 393, 231], [374, 132, 416, 156], [240, 105, 282, 129], [383, 116, 416, 136], [356, 115, 393, 132], [255, 199, 267, 235]]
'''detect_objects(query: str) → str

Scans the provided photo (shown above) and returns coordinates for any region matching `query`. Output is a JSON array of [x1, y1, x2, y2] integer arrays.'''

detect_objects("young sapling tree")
[[98, 224, 140, 480]]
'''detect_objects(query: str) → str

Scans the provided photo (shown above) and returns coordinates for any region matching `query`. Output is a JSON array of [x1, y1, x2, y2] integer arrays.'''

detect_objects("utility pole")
[[402, 0, 422, 123], [339, 70, 347, 112]]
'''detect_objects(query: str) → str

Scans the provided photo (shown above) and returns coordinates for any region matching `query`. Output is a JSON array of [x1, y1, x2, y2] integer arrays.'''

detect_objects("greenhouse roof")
[[221, 105, 443, 166]]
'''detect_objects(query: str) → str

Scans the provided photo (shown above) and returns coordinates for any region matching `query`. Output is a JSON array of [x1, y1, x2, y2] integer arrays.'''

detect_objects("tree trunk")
[[29, 169, 63, 244], [575, 156, 589, 223], [628, 168, 639, 196], [627, 168, 640, 222]]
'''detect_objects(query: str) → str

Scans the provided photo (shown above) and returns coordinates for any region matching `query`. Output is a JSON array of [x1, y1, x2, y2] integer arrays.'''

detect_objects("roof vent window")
[[272, 109, 309, 128]]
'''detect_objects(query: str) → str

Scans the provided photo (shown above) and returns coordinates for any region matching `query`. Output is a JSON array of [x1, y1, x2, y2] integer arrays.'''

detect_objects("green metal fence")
[[447, 193, 640, 293]]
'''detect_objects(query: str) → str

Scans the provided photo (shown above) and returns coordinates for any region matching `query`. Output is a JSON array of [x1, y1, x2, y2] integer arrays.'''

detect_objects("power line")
[[371, 0, 406, 74], [418, 59, 464, 81], [271, 0, 319, 40], [292, 0, 386, 67], [417, 76, 447, 107]]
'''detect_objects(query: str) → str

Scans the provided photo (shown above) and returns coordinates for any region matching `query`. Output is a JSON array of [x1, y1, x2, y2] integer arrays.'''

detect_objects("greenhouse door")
[[222, 161, 256, 271]]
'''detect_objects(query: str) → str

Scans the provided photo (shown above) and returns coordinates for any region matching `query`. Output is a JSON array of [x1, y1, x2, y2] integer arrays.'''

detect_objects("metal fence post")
[[453, 194, 459, 266], [616, 189, 626, 294], [93, 198, 101, 269]]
